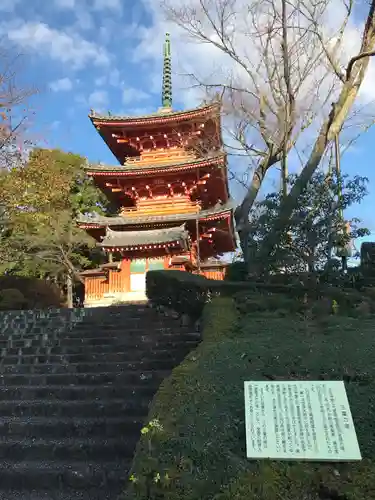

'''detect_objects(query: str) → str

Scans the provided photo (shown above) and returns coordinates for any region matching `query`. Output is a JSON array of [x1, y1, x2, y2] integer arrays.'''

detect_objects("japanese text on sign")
[[244, 380, 361, 461]]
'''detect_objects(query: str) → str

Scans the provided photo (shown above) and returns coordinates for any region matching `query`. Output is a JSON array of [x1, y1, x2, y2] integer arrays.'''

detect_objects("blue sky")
[[0, 0, 374, 241]]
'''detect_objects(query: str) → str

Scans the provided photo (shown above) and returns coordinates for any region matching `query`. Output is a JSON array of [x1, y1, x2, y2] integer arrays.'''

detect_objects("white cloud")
[[55, 0, 123, 11], [131, 0, 375, 181], [74, 10, 95, 31], [93, 0, 122, 11], [135, 0, 375, 107], [122, 87, 150, 105], [5, 22, 110, 69], [95, 76, 106, 87], [53, 0, 94, 30], [88, 90, 109, 111], [54, 0, 75, 8], [108, 68, 123, 87], [94, 69, 124, 88], [0, 0, 21, 11], [49, 77, 73, 92]]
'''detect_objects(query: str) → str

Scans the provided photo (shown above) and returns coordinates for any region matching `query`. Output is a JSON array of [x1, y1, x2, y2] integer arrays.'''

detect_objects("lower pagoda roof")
[[77, 202, 234, 229], [99, 224, 190, 251]]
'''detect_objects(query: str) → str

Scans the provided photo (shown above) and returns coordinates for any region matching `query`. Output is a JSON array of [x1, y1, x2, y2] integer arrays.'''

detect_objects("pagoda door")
[[130, 259, 147, 292]]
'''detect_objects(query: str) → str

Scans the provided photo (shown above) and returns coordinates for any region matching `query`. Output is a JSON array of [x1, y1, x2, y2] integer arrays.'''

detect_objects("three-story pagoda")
[[79, 34, 236, 305]]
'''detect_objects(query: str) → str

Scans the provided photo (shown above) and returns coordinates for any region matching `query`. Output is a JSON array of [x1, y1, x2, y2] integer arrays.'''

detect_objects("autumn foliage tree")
[[0, 148, 108, 307]]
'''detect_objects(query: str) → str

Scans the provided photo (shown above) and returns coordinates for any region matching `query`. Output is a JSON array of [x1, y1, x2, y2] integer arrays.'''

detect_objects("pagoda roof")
[[77, 201, 234, 228], [88, 102, 220, 127], [86, 153, 226, 176], [171, 255, 229, 269], [99, 224, 189, 250]]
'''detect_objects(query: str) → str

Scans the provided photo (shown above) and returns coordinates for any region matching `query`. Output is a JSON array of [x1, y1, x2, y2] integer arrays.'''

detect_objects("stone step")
[[0, 348, 186, 365], [0, 459, 130, 490], [0, 359, 188, 376], [0, 384, 158, 401], [0, 397, 150, 418], [0, 437, 138, 462], [0, 488, 117, 500], [0, 353, 189, 374], [0, 339, 198, 356], [0, 416, 143, 439], [0, 357, 185, 374], [72, 321, 188, 331], [72, 319, 184, 330], [0, 305, 197, 499], [0, 369, 169, 386], [0, 331, 199, 348]]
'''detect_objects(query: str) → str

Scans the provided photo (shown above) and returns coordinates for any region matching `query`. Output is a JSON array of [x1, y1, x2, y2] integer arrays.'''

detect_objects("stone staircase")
[[0, 304, 200, 500]]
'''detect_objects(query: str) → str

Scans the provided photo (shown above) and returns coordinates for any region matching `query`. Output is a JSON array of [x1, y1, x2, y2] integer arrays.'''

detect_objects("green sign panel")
[[244, 381, 361, 461]]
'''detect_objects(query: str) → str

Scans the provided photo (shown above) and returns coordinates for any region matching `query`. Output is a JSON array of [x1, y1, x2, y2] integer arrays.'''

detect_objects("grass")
[[124, 298, 375, 500]]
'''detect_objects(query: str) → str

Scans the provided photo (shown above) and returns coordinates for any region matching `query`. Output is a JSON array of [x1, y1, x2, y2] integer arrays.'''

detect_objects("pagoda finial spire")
[[162, 33, 172, 109]]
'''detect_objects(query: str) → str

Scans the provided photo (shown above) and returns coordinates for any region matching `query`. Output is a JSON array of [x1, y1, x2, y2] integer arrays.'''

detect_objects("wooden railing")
[[121, 196, 200, 217], [125, 148, 195, 167]]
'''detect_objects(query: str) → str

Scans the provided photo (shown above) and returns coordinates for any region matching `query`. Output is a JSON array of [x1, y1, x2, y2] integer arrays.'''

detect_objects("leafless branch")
[[346, 50, 375, 80], [163, 0, 375, 261]]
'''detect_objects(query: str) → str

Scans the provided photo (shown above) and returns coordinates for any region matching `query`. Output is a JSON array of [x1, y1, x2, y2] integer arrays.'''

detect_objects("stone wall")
[[0, 308, 91, 337]]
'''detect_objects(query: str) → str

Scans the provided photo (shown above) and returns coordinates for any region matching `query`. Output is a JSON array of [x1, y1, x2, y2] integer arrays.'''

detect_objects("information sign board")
[[244, 380, 361, 461]]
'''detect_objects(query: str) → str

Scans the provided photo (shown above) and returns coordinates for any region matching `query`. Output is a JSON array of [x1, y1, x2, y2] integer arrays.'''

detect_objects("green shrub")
[[146, 270, 375, 320], [125, 299, 375, 500], [0, 276, 63, 309], [361, 242, 375, 277], [213, 461, 375, 500], [224, 261, 247, 282], [0, 288, 27, 310], [201, 297, 239, 342]]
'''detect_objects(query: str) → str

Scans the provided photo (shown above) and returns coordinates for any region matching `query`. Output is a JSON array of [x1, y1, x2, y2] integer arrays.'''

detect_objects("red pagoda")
[[79, 34, 236, 306]]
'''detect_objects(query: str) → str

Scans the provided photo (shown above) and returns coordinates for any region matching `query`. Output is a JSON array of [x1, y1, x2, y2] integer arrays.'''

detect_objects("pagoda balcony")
[[125, 148, 195, 167], [120, 195, 201, 218]]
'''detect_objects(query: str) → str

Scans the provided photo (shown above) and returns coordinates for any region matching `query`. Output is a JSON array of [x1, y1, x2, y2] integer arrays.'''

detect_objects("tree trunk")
[[66, 271, 73, 308], [235, 156, 278, 261], [254, 1, 375, 270], [257, 90, 374, 267]]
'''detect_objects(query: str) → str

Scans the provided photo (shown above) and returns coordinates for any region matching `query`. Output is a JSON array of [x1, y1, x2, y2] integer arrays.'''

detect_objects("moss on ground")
[[124, 298, 375, 500]]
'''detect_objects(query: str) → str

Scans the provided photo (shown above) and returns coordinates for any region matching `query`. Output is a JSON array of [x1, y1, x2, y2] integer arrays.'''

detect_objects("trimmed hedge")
[[146, 270, 375, 320], [146, 270, 250, 319], [124, 298, 375, 500], [361, 242, 375, 277]]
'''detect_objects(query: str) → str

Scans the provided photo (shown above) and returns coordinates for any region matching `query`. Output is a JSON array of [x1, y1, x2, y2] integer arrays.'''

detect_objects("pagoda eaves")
[[78, 202, 234, 229], [86, 153, 226, 176], [89, 102, 220, 127], [99, 225, 190, 253]]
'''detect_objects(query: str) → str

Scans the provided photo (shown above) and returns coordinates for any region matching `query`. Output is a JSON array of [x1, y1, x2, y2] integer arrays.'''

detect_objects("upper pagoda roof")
[[86, 153, 226, 176], [77, 201, 234, 228], [88, 102, 220, 128]]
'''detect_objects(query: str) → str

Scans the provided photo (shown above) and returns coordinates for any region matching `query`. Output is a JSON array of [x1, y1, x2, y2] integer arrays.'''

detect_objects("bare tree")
[[0, 45, 37, 171], [256, 0, 375, 270], [163, 0, 375, 264]]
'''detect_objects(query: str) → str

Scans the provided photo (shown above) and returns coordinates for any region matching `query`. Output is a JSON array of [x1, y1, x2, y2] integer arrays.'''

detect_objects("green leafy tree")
[[246, 172, 369, 275], [0, 148, 109, 306]]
